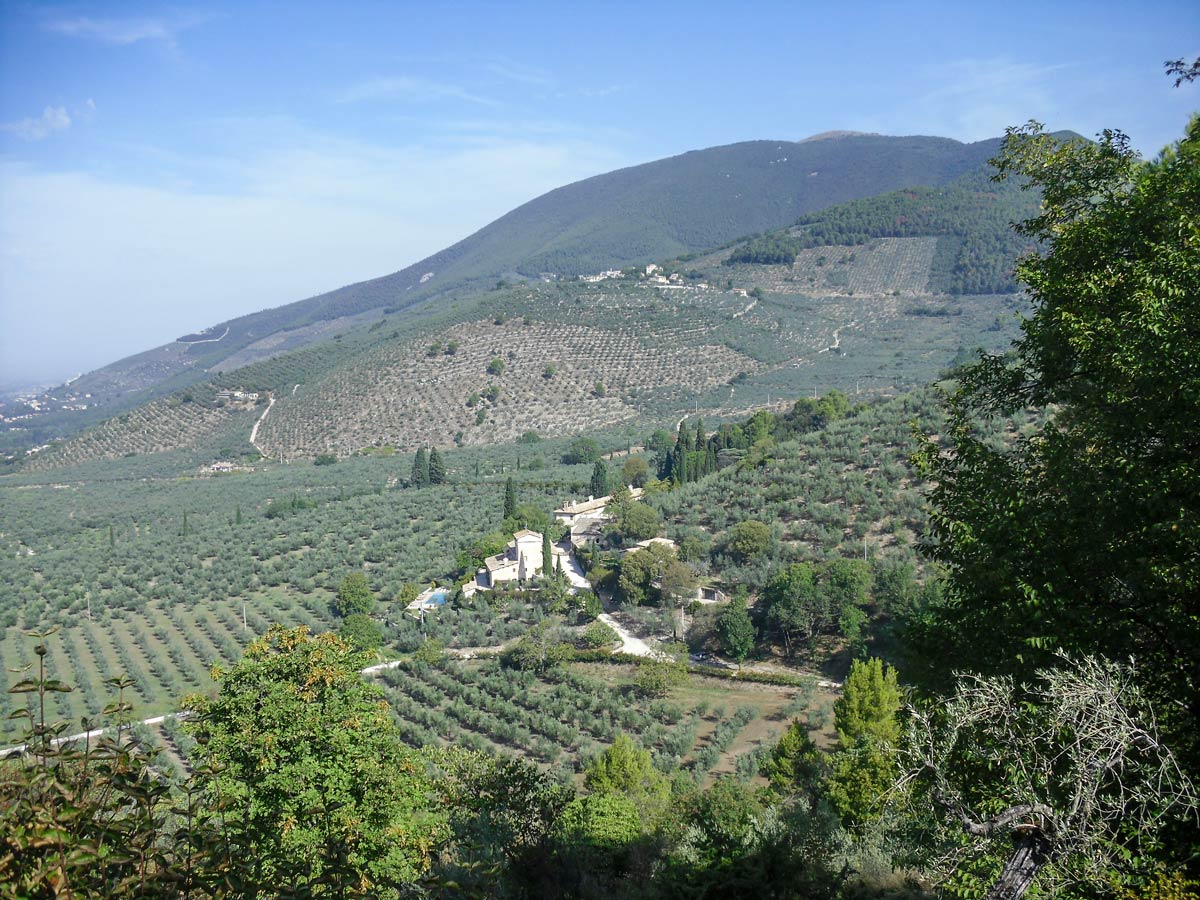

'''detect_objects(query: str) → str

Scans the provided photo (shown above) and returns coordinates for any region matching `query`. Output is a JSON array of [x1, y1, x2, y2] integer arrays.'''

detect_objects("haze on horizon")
[[1, 0, 1196, 388]]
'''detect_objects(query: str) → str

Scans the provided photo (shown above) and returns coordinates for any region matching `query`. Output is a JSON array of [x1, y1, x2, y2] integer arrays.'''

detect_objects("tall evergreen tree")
[[503, 476, 517, 520], [589, 460, 609, 498], [411, 448, 429, 486], [542, 530, 553, 579], [427, 448, 447, 485]]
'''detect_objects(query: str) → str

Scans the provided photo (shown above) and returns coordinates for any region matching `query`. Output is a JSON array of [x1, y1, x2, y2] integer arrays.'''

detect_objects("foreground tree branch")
[[895, 656, 1197, 900]]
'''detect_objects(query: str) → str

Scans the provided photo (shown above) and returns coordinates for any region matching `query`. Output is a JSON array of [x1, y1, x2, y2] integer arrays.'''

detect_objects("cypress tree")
[[428, 448, 447, 484], [109, 523, 115, 548], [411, 448, 429, 486], [235, 504, 242, 525], [542, 530, 553, 578], [589, 460, 609, 498], [503, 476, 517, 520], [182, 512, 189, 536], [695, 417, 706, 452]]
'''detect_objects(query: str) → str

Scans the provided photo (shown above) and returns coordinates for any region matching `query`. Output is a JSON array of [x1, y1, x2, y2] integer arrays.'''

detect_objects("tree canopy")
[[184, 626, 445, 895]]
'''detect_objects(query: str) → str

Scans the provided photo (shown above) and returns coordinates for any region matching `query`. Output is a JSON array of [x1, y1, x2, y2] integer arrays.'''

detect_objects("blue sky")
[[1, 1, 1197, 386]]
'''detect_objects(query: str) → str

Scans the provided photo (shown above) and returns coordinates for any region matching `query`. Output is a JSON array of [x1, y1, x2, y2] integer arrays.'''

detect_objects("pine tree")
[[411, 448, 429, 486], [833, 657, 901, 747], [427, 448, 447, 485], [503, 477, 516, 520]]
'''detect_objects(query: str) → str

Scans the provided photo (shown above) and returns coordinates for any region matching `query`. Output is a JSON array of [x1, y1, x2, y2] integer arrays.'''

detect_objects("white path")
[[176, 326, 230, 345], [597, 612, 657, 658], [249, 394, 275, 456]]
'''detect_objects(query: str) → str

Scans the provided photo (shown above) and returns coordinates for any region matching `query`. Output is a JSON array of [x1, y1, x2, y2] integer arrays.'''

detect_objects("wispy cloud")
[[485, 59, 552, 87], [1, 100, 96, 142], [580, 85, 624, 98], [44, 13, 208, 48], [336, 76, 500, 108], [2, 106, 71, 141]]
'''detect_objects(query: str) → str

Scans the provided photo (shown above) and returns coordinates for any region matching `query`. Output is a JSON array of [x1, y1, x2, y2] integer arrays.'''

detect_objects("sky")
[[1, 1, 1197, 387]]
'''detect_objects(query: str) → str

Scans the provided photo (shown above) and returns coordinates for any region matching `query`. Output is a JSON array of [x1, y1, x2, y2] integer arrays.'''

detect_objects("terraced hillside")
[[26, 395, 258, 470], [27, 230, 1027, 470], [257, 318, 759, 457]]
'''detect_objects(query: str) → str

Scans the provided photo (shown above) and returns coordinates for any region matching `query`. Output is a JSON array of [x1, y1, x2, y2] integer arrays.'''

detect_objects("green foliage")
[[723, 519, 773, 563], [332, 571, 375, 618], [617, 501, 662, 543], [912, 118, 1200, 789], [784, 164, 1042, 293], [584, 733, 670, 818], [620, 455, 650, 488], [427, 447, 447, 485], [633, 656, 690, 698], [502, 476, 516, 520], [431, 748, 573, 896], [763, 562, 823, 655], [502, 622, 574, 673], [338, 611, 383, 651], [725, 232, 805, 265], [716, 597, 756, 667], [589, 460, 609, 498], [554, 792, 642, 874], [581, 619, 619, 649], [762, 718, 825, 799], [313, 452, 337, 466], [410, 447, 429, 486], [826, 738, 895, 833], [185, 627, 445, 894], [616, 542, 677, 605], [486, 356, 506, 376], [563, 436, 602, 465], [0, 634, 225, 899]]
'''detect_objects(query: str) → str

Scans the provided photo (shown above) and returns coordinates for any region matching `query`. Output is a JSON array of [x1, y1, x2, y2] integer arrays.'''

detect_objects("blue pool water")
[[426, 591, 448, 605]]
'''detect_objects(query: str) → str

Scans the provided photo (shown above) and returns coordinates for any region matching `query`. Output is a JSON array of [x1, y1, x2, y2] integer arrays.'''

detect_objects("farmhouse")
[[554, 487, 644, 526]]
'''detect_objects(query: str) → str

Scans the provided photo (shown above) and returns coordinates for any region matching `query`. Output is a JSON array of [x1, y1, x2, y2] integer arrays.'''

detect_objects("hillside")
[[26, 229, 1027, 470], [2, 132, 1009, 458]]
